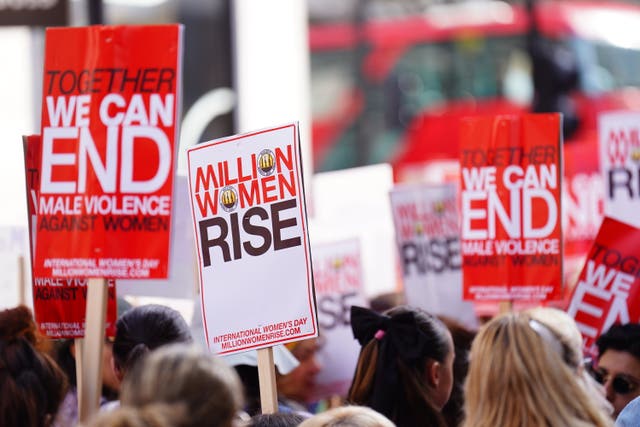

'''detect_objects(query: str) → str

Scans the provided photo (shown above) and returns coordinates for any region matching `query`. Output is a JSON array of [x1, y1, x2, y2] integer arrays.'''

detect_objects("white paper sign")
[[389, 183, 477, 328], [187, 123, 317, 355], [313, 238, 368, 398], [117, 175, 197, 300], [599, 111, 640, 228], [0, 226, 28, 310]]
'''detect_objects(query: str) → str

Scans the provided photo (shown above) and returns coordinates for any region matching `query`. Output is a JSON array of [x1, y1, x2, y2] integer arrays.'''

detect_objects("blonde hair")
[[120, 344, 244, 427], [525, 307, 613, 416], [87, 403, 184, 427], [299, 405, 396, 427], [463, 313, 613, 427]]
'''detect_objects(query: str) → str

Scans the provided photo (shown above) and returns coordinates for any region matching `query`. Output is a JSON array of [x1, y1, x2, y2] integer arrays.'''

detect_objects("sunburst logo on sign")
[[631, 149, 640, 162], [257, 149, 276, 176], [433, 201, 445, 215], [332, 257, 344, 270], [415, 222, 424, 236], [220, 186, 238, 212]]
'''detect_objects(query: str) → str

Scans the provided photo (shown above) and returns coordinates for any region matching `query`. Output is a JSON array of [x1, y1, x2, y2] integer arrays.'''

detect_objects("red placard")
[[24, 135, 117, 338], [35, 25, 182, 279], [567, 217, 640, 355], [459, 114, 563, 301]]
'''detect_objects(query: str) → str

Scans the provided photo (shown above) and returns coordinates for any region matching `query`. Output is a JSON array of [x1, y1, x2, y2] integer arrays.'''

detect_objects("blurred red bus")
[[309, 0, 640, 294]]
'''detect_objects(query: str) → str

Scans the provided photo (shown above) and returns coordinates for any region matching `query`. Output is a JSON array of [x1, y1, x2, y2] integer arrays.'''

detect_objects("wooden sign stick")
[[498, 300, 513, 314], [17, 255, 26, 306], [78, 278, 108, 423], [257, 347, 278, 414], [75, 337, 84, 415]]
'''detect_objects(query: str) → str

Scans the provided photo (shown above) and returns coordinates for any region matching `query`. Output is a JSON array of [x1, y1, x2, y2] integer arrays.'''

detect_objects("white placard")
[[599, 111, 640, 228], [312, 238, 368, 398], [0, 226, 28, 309], [310, 164, 396, 298], [117, 175, 197, 300], [187, 123, 317, 355], [390, 183, 477, 328]]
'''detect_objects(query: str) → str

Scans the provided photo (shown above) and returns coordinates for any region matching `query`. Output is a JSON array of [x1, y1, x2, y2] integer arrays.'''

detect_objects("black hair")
[[596, 323, 640, 360], [52, 339, 119, 401], [249, 412, 306, 427], [348, 305, 451, 427], [113, 304, 192, 374], [234, 364, 261, 416]]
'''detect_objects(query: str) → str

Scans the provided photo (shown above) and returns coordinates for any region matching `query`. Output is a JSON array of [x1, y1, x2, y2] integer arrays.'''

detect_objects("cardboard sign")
[[459, 114, 563, 301], [567, 217, 640, 354], [390, 183, 477, 327], [35, 25, 182, 279], [24, 135, 117, 338], [312, 239, 367, 398], [599, 112, 640, 228], [187, 123, 317, 355]]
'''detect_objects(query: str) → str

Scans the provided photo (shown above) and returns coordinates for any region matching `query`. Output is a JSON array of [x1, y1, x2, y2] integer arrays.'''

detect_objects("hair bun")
[[0, 306, 40, 346]]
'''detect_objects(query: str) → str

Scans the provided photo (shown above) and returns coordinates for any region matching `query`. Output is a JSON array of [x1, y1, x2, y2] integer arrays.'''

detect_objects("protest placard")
[[390, 182, 477, 327], [187, 123, 317, 355], [33, 24, 183, 421], [0, 226, 28, 310], [459, 114, 563, 301], [563, 139, 604, 279], [35, 25, 182, 279], [312, 238, 367, 398], [567, 217, 640, 355], [24, 134, 118, 337], [599, 111, 640, 228]]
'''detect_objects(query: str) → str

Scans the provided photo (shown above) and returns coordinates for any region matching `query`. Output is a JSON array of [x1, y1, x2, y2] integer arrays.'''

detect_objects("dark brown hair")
[[0, 306, 67, 427]]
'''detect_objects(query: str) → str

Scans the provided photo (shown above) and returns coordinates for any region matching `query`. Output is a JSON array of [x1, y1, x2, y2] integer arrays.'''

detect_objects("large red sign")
[[459, 114, 563, 301], [567, 217, 640, 355], [25, 135, 117, 338], [35, 25, 182, 279]]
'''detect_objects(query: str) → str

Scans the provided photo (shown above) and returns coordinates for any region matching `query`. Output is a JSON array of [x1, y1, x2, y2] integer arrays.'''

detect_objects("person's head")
[[277, 338, 322, 404], [87, 403, 183, 427], [52, 338, 120, 400], [112, 304, 192, 380], [438, 317, 476, 427], [249, 412, 306, 427], [464, 313, 612, 427], [120, 343, 244, 427], [595, 323, 640, 417], [298, 405, 395, 427], [348, 305, 453, 427], [0, 305, 68, 427], [526, 307, 613, 416]]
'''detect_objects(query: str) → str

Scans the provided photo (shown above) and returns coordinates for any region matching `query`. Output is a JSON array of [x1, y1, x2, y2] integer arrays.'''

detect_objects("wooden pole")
[[499, 300, 513, 314], [74, 338, 84, 415], [78, 278, 108, 423], [257, 347, 278, 414], [17, 255, 26, 306]]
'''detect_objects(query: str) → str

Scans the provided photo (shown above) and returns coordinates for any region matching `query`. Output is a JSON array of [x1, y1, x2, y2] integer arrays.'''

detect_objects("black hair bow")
[[351, 305, 428, 363]]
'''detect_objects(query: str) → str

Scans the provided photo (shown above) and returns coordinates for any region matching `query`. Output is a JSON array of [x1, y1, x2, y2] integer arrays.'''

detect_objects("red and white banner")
[[187, 123, 317, 355], [24, 135, 117, 338], [567, 217, 640, 355], [599, 111, 640, 228], [390, 182, 476, 327], [35, 25, 182, 279], [312, 238, 368, 398], [459, 114, 563, 301]]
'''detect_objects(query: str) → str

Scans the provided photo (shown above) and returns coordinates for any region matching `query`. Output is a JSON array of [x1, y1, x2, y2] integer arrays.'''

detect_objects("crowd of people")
[[1, 300, 639, 427]]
